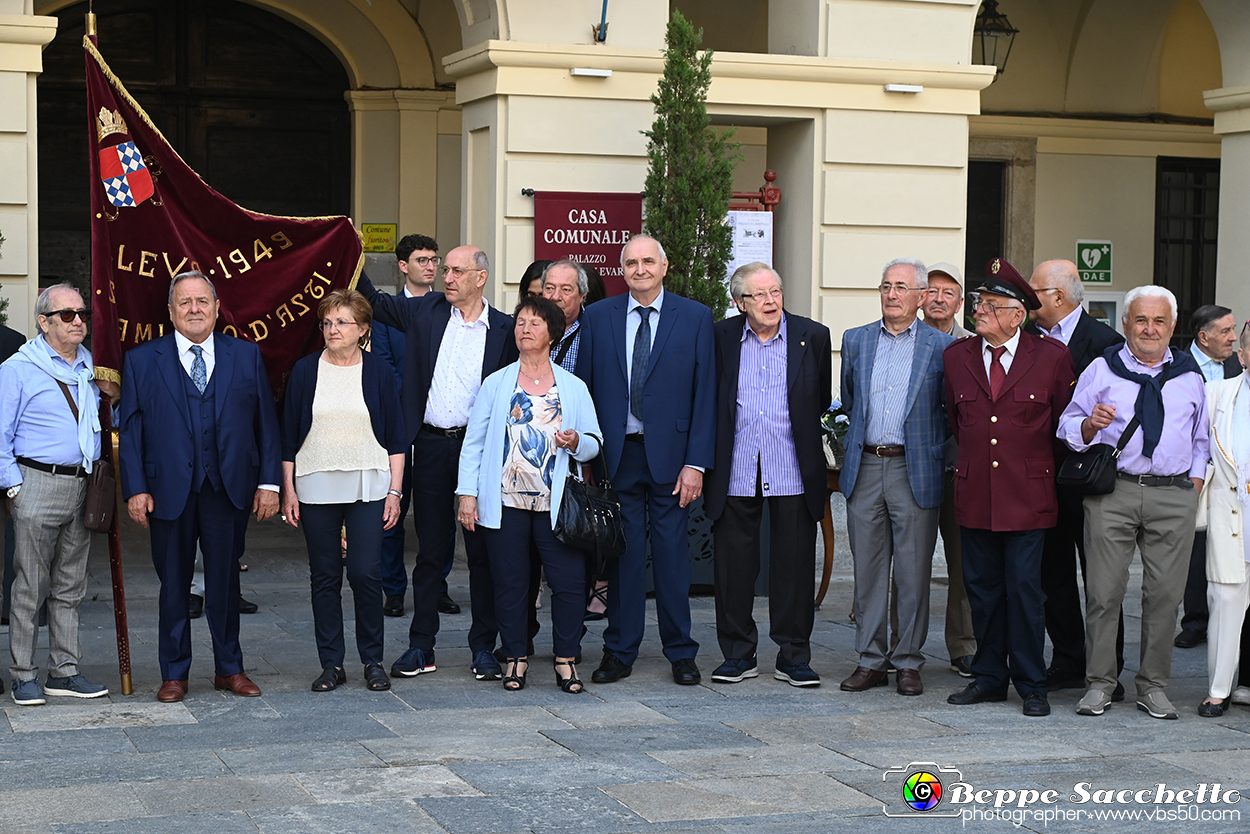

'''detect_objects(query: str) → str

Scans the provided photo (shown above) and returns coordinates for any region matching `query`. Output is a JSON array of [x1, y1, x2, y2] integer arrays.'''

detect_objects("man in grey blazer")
[[839, 258, 953, 697]]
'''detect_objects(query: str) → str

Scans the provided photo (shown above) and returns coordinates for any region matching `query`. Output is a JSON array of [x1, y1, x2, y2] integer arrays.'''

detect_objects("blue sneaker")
[[711, 657, 759, 683], [774, 662, 821, 687], [43, 674, 108, 699], [391, 647, 436, 677], [472, 650, 503, 681], [11, 678, 46, 706]]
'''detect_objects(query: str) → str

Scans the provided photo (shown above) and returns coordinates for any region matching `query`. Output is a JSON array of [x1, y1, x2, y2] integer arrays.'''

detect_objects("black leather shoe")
[[1045, 664, 1084, 690], [1022, 693, 1051, 717], [1198, 698, 1228, 717], [591, 651, 632, 683], [438, 593, 461, 615], [1174, 628, 1206, 649], [188, 594, 204, 619], [383, 595, 405, 617], [947, 682, 1008, 705], [1112, 681, 1125, 702], [672, 658, 701, 686], [238, 595, 259, 614]]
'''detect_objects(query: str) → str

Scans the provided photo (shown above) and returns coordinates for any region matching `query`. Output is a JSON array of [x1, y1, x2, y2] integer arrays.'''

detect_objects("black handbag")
[[553, 434, 627, 576], [1056, 416, 1139, 496]]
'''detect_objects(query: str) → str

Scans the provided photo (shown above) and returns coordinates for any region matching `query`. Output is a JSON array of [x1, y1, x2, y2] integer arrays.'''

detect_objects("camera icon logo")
[[882, 762, 963, 818]]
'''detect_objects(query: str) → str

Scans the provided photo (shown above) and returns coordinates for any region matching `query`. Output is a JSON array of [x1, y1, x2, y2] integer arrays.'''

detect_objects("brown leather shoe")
[[157, 680, 188, 702], [213, 672, 261, 697], [896, 668, 923, 696], [840, 666, 889, 691]]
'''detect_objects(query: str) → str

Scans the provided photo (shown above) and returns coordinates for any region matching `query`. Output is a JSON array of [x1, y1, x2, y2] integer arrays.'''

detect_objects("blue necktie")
[[630, 306, 653, 422], [190, 344, 207, 394]]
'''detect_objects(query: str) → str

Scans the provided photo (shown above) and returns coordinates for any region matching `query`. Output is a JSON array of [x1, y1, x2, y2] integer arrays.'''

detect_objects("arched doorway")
[[38, 0, 351, 290]]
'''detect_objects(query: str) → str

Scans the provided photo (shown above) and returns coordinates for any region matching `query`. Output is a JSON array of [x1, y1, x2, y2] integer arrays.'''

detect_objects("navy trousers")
[[483, 506, 584, 658], [300, 500, 386, 667], [960, 526, 1047, 698], [379, 448, 457, 599], [407, 430, 495, 655], [603, 439, 697, 665], [149, 484, 248, 680]]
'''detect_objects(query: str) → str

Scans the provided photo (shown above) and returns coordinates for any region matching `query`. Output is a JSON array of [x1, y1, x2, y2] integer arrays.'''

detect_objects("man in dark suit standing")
[[1176, 304, 1243, 649], [372, 234, 461, 619], [704, 263, 831, 686], [944, 258, 1076, 716], [1027, 259, 1124, 694], [120, 271, 282, 702], [576, 234, 716, 686], [357, 245, 518, 682]]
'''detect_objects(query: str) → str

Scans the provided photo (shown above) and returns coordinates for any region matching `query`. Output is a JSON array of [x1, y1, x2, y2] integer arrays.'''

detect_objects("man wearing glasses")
[[373, 235, 462, 620], [705, 263, 831, 686], [943, 259, 1075, 717], [839, 259, 952, 697], [0, 284, 107, 705], [357, 246, 518, 682]]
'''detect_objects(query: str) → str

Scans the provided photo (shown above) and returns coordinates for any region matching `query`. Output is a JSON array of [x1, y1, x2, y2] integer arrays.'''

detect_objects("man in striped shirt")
[[704, 263, 832, 686]]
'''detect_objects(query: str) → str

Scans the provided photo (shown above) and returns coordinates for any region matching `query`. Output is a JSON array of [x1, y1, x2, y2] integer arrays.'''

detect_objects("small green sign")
[[1076, 240, 1112, 284]]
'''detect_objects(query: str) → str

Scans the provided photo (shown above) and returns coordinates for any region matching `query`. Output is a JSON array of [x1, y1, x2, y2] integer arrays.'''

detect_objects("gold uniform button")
[[990, 438, 998, 446], [991, 416, 998, 423], [992, 461, 999, 468]]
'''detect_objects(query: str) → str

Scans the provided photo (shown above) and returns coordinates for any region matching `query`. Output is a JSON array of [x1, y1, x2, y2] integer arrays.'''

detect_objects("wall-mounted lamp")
[[570, 68, 613, 78], [884, 84, 923, 94], [973, 0, 1019, 78]]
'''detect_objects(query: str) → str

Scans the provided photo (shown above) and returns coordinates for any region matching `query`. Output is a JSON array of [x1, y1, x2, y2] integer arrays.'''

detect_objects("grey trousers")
[[7, 465, 91, 681], [1083, 477, 1196, 697], [846, 454, 939, 671]]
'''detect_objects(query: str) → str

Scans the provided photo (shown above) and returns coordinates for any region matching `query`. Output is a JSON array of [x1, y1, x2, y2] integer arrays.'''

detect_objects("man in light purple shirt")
[[1058, 285, 1208, 720], [704, 264, 831, 687]]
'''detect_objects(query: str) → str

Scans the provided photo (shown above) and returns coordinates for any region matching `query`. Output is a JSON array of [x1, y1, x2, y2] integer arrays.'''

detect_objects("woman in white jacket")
[[1200, 328, 1250, 717]]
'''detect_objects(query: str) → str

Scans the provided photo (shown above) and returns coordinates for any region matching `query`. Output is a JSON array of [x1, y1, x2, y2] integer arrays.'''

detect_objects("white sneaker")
[[1232, 686, 1250, 706]]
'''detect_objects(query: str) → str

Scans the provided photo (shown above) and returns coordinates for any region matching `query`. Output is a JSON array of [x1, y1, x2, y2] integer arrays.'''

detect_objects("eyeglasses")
[[742, 288, 783, 304], [410, 255, 441, 267], [974, 300, 1020, 314], [878, 283, 922, 296], [318, 319, 358, 331], [43, 308, 91, 323], [441, 266, 481, 279]]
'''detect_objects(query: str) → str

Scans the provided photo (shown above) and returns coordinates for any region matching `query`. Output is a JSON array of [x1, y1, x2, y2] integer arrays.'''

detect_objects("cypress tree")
[[642, 10, 738, 320]]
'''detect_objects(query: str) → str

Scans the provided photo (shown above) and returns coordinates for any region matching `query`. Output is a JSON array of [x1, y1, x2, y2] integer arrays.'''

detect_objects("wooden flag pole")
[[100, 402, 132, 695]]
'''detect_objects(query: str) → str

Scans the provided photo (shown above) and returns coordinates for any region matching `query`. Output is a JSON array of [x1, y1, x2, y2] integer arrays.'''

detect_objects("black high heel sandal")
[[503, 657, 528, 691], [554, 659, 583, 693]]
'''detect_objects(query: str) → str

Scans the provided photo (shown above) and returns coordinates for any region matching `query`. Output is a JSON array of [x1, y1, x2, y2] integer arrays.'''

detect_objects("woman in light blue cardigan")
[[457, 295, 602, 692]]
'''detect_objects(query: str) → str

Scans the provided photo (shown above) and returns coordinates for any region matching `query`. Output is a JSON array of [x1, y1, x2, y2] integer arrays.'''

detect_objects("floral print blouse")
[[502, 382, 563, 511]]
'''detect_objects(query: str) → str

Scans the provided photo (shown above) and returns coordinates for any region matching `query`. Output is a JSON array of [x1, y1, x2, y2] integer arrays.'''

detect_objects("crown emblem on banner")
[[990, 259, 1001, 274], [96, 107, 128, 142]]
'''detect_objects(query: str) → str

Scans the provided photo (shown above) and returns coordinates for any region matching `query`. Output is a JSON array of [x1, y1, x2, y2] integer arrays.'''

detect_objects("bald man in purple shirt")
[[1058, 285, 1208, 721]]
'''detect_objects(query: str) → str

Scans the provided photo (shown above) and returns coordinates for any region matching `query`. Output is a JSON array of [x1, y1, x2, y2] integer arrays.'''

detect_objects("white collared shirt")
[[174, 330, 215, 382], [424, 299, 491, 429], [1042, 304, 1083, 345], [1191, 342, 1226, 384], [625, 288, 664, 435], [981, 327, 1022, 379]]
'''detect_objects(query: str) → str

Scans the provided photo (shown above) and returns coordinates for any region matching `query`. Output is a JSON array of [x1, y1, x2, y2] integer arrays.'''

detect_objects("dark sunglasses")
[[43, 308, 91, 323]]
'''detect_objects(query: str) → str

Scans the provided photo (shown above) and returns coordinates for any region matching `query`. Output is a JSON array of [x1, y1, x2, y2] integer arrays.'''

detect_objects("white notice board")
[[724, 211, 774, 317]]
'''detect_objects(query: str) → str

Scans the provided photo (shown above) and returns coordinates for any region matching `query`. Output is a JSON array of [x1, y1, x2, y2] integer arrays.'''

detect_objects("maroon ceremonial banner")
[[85, 37, 362, 401], [532, 191, 642, 297]]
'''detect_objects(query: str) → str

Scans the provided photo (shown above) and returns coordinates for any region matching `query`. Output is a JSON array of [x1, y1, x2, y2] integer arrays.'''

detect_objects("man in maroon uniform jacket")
[[942, 258, 1076, 717]]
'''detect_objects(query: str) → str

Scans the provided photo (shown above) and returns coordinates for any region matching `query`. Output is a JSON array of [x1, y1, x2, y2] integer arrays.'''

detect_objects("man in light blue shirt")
[[0, 283, 107, 705]]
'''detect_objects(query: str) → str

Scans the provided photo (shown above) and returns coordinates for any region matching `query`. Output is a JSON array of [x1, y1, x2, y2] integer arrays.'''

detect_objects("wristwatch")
[[6, 485, 19, 499]]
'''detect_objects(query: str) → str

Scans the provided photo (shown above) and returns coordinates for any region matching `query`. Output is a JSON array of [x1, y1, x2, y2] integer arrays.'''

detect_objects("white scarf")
[[11, 336, 99, 472]]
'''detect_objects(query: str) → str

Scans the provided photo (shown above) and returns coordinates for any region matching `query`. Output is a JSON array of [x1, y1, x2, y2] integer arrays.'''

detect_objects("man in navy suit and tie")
[[576, 234, 716, 685], [838, 259, 953, 697], [357, 245, 518, 682], [120, 271, 282, 702]]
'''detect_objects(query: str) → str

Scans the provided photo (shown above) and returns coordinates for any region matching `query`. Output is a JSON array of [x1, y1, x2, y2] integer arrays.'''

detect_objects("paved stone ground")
[[1, 500, 1247, 834]]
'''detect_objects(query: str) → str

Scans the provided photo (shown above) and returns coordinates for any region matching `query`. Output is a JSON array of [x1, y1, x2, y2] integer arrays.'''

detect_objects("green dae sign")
[[1076, 240, 1112, 284]]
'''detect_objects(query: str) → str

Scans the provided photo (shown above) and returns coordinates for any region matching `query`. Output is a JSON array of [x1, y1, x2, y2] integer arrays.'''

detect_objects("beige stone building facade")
[[3, 0, 1249, 367]]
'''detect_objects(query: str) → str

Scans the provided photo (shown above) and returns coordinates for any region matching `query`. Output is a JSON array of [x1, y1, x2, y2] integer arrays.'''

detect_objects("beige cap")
[[926, 261, 963, 289]]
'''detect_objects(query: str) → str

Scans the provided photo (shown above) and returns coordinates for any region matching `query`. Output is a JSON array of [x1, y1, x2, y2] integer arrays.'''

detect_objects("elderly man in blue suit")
[[120, 271, 282, 703], [839, 258, 953, 697], [576, 234, 717, 686]]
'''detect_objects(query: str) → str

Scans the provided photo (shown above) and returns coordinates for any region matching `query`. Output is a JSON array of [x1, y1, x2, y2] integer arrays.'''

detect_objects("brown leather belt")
[[863, 444, 905, 458]]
